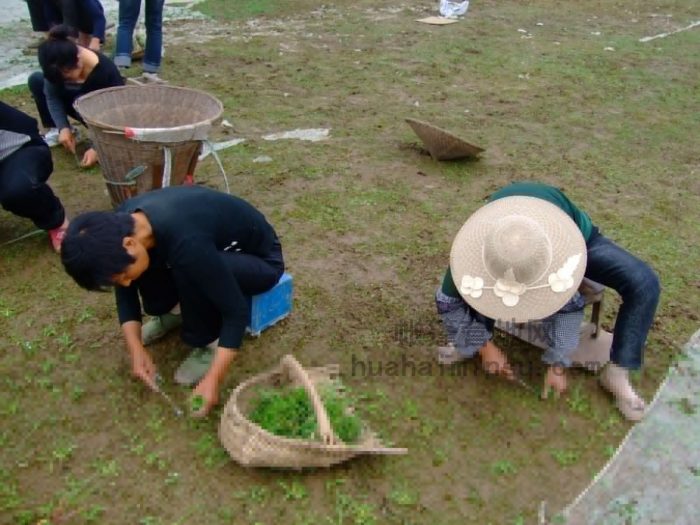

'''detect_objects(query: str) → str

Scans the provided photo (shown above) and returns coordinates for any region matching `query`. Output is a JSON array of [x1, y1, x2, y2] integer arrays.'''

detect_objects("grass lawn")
[[1, 0, 698, 523]]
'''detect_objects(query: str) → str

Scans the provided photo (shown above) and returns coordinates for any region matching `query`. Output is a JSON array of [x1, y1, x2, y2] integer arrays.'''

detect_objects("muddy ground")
[[1, 1, 699, 524]]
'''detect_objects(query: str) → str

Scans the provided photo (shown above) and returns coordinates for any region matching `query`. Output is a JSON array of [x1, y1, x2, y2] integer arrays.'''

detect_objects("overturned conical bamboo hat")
[[406, 118, 484, 160]]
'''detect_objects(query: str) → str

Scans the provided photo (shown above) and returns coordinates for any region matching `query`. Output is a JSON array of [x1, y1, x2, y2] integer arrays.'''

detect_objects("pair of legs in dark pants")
[[0, 143, 65, 230], [136, 239, 285, 347], [585, 231, 661, 370], [28, 71, 84, 129]]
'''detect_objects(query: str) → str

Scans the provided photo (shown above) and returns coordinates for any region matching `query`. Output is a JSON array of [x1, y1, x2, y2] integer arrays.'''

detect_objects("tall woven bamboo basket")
[[74, 85, 223, 208], [219, 355, 408, 469], [406, 118, 484, 160]]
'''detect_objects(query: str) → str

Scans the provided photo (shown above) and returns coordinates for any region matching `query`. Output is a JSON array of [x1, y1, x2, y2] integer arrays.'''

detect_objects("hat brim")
[[406, 118, 484, 160], [450, 196, 587, 323]]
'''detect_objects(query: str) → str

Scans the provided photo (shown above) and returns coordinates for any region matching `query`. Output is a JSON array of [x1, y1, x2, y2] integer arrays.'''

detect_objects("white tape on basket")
[[124, 123, 213, 143], [162, 146, 172, 188]]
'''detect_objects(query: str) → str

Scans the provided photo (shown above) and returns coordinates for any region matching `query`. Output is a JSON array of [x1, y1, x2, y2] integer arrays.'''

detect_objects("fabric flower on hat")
[[459, 275, 484, 298], [493, 269, 527, 307], [548, 254, 582, 293]]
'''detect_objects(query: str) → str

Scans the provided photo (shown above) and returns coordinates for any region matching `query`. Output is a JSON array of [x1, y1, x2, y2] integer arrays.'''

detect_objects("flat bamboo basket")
[[406, 117, 484, 160], [219, 355, 407, 468]]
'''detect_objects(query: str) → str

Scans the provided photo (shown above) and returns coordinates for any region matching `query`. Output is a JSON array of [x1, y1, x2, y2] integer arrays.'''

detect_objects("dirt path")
[[0, 0, 207, 89]]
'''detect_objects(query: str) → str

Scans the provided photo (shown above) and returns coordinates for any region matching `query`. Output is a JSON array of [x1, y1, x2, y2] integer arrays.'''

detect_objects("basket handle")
[[280, 354, 335, 445]]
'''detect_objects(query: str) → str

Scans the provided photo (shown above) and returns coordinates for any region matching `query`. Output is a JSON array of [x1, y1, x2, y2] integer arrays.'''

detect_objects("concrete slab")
[[559, 328, 700, 524]]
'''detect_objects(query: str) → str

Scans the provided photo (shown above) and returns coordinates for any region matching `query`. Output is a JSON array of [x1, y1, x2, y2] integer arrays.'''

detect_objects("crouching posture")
[[0, 101, 68, 252], [437, 182, 660, 421], [61, 186, 285, 415]]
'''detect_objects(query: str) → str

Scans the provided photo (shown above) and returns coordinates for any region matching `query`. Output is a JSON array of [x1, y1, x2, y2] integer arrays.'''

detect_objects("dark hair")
[[61, 211, 136, 291], [37, 25, 80, 84]]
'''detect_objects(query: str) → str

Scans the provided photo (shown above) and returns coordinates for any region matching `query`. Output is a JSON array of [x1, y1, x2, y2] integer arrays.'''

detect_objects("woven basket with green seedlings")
[[249, 383, 362, 444], [219, 354, 407, 468]]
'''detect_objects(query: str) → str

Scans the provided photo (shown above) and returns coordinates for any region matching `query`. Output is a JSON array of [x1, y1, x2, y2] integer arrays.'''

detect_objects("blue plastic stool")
[[246, 273, 293, 337]]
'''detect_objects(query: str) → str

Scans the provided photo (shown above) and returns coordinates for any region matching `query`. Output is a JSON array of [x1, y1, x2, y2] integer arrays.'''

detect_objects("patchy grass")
[[1, 0, 699, 523]]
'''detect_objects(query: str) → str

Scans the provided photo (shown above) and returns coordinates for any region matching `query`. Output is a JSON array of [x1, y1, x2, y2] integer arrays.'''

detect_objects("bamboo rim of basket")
[[225, 354, 407, 455]]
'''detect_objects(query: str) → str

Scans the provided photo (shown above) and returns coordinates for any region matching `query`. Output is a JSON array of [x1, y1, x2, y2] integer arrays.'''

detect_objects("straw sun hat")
[[450, 196, 587, 323]]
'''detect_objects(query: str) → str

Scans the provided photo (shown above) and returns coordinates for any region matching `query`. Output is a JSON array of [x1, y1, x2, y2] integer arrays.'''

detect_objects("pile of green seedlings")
[[249, 383, 362, 444]]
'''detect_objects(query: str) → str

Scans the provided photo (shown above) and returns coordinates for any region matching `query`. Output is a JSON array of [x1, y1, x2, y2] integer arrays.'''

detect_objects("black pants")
[[28, 71, 85, 129], [138, 239, 285, 347], [0, 142, 65, 230]]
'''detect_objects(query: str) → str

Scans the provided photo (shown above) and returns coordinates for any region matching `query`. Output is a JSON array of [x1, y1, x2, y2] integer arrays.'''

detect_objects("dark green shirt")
[[441, 182, 593, 297]]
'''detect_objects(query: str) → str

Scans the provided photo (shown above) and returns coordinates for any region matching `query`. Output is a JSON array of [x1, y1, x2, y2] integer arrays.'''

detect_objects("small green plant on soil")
[[278, 480, 308, 501], [490, 460, 517, 476], [550, 448, 580, 467], [190, 395, 205, 414], [249, 384, 362, 443]]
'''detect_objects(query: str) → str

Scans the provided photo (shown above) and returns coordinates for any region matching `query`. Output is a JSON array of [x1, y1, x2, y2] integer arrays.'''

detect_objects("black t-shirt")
[[115, 186, 277, 348]]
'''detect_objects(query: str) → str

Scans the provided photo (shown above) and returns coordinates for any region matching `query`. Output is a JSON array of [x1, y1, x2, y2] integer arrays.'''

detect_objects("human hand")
[[130, 346, 158, 391], [191, 374, 219, 417], [542, 365, 567, 399], [80, 147, 99, 167], [88, 37, 101, 51], [58, 128, 76, 153], [478, 340, 514, 380]]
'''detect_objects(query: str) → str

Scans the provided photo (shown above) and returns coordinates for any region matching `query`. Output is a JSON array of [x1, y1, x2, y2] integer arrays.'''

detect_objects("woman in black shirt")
[[27, 24, 124, 167]]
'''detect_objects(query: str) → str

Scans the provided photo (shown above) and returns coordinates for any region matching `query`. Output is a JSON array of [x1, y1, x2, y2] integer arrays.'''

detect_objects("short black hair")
[[61, 211, 136, 291], [38, 25, 80, 84]]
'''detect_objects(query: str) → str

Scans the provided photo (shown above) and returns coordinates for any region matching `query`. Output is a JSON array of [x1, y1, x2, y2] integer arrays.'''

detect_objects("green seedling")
[[550, 448, 580, 467], [389, 486, 418, 506], [249, 385, 361, 443], [278, 480, 308, 501], [190, 395, 205, 414], [490, 460, 517, 476]]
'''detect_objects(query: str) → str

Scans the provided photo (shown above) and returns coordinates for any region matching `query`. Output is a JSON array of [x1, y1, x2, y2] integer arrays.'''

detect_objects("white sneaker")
[[436, 343, 469, 365], [42, 128, 60, 147]]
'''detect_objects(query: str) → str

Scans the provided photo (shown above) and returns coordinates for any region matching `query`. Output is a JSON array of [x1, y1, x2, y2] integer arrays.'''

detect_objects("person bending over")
[[0, 101, 68, 252], [28, 24, 124, 166], [60, 185, 285, 416], [436, 182, 660, 421]]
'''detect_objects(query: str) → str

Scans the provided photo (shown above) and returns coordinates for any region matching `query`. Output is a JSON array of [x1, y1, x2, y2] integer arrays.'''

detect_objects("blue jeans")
[[585, 231, 660, 370], [114, 0, 165, 73]]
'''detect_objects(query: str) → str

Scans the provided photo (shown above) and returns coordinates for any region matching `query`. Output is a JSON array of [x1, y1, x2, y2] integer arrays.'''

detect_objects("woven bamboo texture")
[[74, 85, 223, 207], [219, 355, 407, 469], [406, 118, 484, 160]]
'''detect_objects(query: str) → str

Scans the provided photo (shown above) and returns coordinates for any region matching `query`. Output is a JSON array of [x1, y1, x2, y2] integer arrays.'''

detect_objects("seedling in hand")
[[189, 394, 205, 417]]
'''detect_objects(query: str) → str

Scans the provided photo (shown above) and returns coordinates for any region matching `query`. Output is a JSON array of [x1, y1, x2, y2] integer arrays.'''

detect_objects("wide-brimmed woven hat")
[[405, 118, 484, 160], [450, 196, 587, 322]]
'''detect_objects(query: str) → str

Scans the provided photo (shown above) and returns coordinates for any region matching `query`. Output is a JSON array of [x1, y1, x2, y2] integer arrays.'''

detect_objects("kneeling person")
[[61, 186, 285, 415]]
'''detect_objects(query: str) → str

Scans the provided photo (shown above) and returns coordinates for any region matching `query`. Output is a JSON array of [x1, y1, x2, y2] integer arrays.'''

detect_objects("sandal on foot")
[[599, 364, 647, 422], [174, 347, 214, 386]]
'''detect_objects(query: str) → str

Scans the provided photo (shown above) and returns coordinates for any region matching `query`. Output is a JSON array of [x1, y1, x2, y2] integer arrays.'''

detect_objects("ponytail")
[[37, 24, 80, 84]]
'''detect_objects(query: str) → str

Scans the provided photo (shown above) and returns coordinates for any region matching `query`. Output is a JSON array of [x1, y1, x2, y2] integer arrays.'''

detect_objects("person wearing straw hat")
[[0, 101, 68, 253], [436, 182, 660, 421], [59, 185, 285, 416]]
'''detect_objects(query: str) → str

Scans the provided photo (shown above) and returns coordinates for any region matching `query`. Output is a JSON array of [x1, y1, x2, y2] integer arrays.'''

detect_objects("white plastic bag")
[[439, 0, 470, 17]]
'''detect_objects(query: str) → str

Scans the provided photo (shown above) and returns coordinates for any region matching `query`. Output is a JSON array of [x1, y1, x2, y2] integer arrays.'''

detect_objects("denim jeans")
[[585, 231, 661, 370], [114, 0, 165, 73]]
